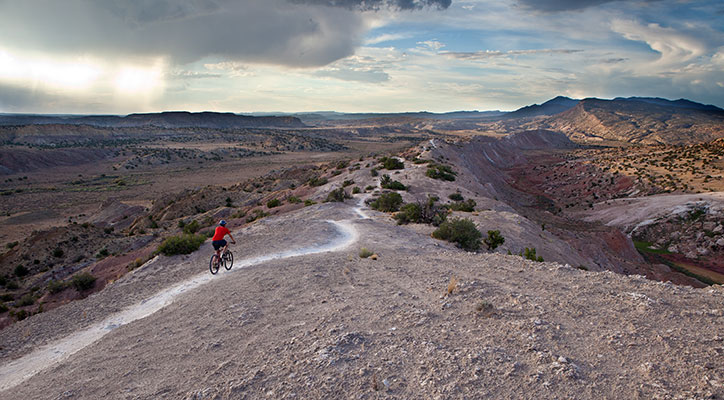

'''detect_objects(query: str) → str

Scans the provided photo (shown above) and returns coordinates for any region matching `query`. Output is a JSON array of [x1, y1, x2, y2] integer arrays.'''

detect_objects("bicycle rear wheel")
[[209, 254, 220, 274], [224, 250, 234, 270]]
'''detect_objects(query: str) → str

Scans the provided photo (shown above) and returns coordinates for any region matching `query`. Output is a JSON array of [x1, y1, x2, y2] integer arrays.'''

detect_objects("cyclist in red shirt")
[[212, 220, 236, 262]]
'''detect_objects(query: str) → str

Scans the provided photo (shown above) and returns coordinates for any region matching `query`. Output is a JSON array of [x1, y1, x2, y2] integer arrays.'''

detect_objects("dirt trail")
[[0, 199, 722, 399], [0, 209, 361, 391]]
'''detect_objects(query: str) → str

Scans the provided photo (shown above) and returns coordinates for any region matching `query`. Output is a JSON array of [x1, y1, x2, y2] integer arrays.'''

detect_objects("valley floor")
[[0, 201, 722, 399]]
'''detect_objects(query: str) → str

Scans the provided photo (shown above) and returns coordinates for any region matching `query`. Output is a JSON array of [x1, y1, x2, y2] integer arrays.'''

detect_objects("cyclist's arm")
[[227, 232, 236, 244]]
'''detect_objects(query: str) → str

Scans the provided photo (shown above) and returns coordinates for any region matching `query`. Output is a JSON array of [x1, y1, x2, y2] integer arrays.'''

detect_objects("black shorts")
[[212, 239, 227, 251]]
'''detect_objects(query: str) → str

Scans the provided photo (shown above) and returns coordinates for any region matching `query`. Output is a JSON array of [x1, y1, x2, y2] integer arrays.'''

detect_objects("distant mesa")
[[0, 111, 306, 129]]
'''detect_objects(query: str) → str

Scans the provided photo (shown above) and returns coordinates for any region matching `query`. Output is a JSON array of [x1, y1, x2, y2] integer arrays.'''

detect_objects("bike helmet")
[[219, 220, 226, 226]]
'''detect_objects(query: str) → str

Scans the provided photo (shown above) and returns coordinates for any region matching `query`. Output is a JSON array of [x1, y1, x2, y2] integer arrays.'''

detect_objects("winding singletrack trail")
[[0, 217, 360, 392]]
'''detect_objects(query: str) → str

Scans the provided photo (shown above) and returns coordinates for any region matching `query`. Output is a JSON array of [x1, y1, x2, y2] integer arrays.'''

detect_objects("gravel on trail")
[[1, 201, 722, 399]]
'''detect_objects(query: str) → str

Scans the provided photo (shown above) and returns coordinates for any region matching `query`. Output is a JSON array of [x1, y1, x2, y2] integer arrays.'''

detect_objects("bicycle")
[[209, 247, 234, 275]]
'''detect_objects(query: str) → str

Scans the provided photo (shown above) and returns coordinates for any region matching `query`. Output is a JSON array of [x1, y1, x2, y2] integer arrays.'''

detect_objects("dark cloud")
[[289, 0, 451, 11], [0, 0, 422, 67], [516, 0, 623, 12]]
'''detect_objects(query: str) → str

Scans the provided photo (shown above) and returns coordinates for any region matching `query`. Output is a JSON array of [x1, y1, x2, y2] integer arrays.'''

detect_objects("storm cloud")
[[290, 0, 452, 11], [517, 0, 625, 12], [0, 0, 449, 68]]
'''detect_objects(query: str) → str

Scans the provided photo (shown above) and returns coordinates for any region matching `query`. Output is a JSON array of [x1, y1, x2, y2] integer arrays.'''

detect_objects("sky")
[[0, 0, 723, 114]]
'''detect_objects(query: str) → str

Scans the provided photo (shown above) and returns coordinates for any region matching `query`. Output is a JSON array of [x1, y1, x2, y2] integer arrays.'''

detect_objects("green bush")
[[336, 160, 349, 169], [52, 247, 64, 258], [359, 248, 374, 258], [288, 196, 302, 204], [6, 241, 18, 249], [426, 164, 456, 181], [380, 175, 407, 191], [267, 198, 281, 208], [0, 303, 7, 313], [15, 309, 28, 321], [432, 218, 482, 252], [0, 275, 6, 287], [6, 280, 18, 290], [17, 293, 35, 307], [370, 168, 379, 177], [182, 220, 200, 234], [326, 188, 350, 202], [14, 265, 29, 277], [157, 234, 206, 256], [368, 192, 403, 212], [71, 272, 97, 291], [522, 247, 544, 262], [96, 248, 109, 259], [449, 199, 476, 212], [246, 209, 269, 223], [448, 193, 464, 201], [380, 157, 404, 170], [484, 230, 505, 251], [304, 199, 317, 207], [342, 180, 355, 187], [395, 203, 422, 225], [308, 176, 328, 187], [352, 186, 361, 194], [47, 280, 67, 294]]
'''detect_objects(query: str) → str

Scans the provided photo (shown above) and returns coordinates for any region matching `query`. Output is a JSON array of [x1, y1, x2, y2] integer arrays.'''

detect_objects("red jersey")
[[212, 226, 230, 241]]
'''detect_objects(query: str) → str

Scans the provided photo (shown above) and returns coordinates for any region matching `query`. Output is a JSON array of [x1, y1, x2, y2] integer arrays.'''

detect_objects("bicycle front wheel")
[[224, 251, 233, 270], [209, 254, 220, 275]]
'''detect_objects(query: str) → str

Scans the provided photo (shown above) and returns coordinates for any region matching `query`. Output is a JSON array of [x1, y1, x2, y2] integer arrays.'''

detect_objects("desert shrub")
[[449, 199, 476, 212], [15, 309, 28, 321], [413, 158, 432, 164], [370, 168, 379, 177], [308, 176, 328, 187], [71, 272, 96, 291], [336, 160, 349, 169], [365, 185, 375, 191], [6, 280, 18, 290], [352, 186, 361, 194], [359, 248, 374, 258], [104, 227, 114, 234], [395, 203, 422, 225], [6, 241, 18, 249], [0, 275, 6, 287], [380, 157, 404, 170], [0, 294, 12, 302], [368, 192, 403, 212], [426, 164, 456, 181], [326, 188, 350, 203], [182, 220, 200, 234], [246, 209, 269, 223], [178, 220, 186, 228], [47, 280, 67, 294], [420, 196, 448, 226], [157, 234, 206, 256], [0, 303, 7, 313], [448, 193, 464, 201], [225, 197, 234, 207], [17, 293, 35, 307], [52, 247, 64, 258], [342, 179, 354, 187], [380, 175, 406, 191], [304, 199, 317, 207], [14, 265, 29, 277], [267, 198, 281, 208], [288, 196, 302, 204], [96, 248, 109, 259], [522, 247, 544, 262], [432, 218, 482, 251], [484, 230, 505, 251]]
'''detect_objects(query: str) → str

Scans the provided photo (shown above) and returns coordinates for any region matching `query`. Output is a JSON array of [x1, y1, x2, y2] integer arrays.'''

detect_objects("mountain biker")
[[212, 220, 236, 263]]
